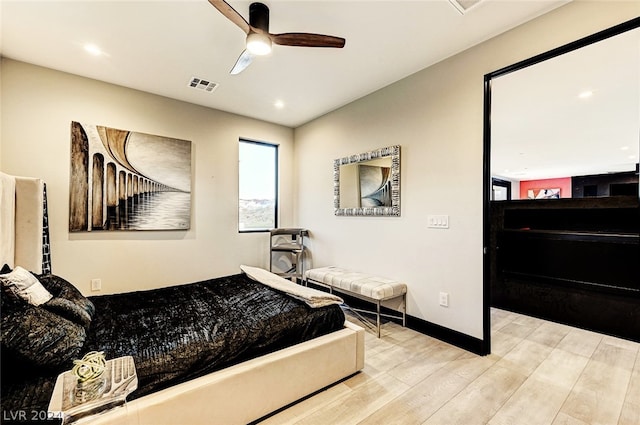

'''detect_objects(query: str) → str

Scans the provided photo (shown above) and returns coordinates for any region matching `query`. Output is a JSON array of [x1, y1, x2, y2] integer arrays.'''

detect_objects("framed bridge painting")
[[69, 121, 192, 231]]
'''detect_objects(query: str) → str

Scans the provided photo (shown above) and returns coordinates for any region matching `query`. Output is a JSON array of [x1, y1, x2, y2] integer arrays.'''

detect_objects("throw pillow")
[[0, 266, 53, 306], [37, 273, 95, 328]]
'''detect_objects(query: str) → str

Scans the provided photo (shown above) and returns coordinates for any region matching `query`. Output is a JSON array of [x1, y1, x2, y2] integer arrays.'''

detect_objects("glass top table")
[[48, 356, 137, 424]]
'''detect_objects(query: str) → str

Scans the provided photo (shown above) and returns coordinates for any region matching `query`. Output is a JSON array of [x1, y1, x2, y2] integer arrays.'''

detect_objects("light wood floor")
[[259, 308, 639, 425]]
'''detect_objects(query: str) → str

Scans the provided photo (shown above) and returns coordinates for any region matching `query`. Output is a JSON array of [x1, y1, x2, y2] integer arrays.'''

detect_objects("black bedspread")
[[1, 273, 344, 422], [84, 273, 345, 399]]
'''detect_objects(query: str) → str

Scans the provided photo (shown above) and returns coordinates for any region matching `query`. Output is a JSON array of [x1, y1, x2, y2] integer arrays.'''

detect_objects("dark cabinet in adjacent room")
[[572, 170, 639, 198], [490, 196, 640, 342]]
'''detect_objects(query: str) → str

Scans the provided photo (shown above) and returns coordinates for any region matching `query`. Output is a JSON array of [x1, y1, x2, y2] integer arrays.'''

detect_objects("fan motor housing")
[[249, 2, 269, 32]]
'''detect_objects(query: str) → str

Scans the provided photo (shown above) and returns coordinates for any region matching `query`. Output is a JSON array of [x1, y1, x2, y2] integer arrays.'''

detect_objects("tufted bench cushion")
[[304, 267, 406, 300], [304, 266, 407, 337]]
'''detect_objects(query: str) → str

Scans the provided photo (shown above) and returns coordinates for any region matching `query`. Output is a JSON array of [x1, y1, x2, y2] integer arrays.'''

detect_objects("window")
[[238, 139, 278, 232]]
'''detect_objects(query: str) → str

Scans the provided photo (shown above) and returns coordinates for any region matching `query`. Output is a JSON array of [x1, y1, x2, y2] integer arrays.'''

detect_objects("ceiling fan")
[[208, 0, 346, 75]]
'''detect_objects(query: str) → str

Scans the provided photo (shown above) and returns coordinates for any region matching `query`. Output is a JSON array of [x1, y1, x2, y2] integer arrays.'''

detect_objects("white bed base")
[[79, 321, 364, 425]]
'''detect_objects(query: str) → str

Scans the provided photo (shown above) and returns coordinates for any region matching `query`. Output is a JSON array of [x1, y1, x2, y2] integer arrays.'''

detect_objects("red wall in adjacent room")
[[520, 177, 572, 199]]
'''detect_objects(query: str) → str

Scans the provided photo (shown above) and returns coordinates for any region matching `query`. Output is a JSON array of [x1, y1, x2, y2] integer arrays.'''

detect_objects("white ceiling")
[[0, 0, 569, 128], [491, 26, 640, 181]]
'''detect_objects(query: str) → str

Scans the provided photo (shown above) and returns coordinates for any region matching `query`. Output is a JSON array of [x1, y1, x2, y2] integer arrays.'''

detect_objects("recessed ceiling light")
[[578, 90, 593, 99], [274, 100, 285, 109], [84, 43, 103, 56], [621, 146, 629, 151]]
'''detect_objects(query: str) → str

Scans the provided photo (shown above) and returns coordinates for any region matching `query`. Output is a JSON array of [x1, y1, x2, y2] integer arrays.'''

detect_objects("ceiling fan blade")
[[207, 0, 250, 34], [270, 33, 346, 48], [230, 49, 254, 75]]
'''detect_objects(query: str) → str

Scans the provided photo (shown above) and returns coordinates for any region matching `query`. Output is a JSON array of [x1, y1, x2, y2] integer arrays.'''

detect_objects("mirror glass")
[[490, 26, 639, 200], [334, 145, 400, 216]]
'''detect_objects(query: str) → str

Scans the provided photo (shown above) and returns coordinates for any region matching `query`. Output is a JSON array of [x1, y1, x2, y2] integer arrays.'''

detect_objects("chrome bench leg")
[[377, 300, 381, 338], [403, 293, 407, 327]]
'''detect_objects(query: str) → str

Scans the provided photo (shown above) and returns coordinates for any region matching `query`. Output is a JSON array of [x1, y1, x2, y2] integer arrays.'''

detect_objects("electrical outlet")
[[439, 292, 449, 307], [91, 278, 102, 291]]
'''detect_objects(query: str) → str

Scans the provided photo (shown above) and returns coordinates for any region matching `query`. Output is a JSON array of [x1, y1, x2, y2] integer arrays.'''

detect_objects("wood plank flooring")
[[258, 308, 639, 425]]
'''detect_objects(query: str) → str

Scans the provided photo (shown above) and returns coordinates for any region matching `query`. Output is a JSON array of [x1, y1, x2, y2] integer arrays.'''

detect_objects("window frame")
[[238, 138, 279, 233]]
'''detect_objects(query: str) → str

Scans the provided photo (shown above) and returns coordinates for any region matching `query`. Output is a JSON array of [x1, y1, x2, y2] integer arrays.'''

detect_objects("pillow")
[[1, 263, 11, 274], [0, 282, 22, 312], [0, 301, 87, 372], [0, 266, 53, 306], [42, 297, 92, 329], [37, 273, 95, 328]]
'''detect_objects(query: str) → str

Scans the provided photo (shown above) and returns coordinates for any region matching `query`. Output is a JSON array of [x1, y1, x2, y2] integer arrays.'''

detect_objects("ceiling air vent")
[[188, 77, 219, 93], [449, 0, 482, 14]]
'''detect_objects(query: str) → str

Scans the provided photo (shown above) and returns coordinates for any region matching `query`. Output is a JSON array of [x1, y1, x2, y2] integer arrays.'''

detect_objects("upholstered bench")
[[304, 266, 407, 337]]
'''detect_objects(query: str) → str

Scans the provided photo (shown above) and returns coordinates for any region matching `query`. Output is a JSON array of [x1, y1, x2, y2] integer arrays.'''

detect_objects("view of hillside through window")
[[239, 140, 277, 231]]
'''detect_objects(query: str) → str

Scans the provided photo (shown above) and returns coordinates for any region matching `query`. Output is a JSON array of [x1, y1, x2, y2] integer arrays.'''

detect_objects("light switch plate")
[[428, 215, 449, 229]]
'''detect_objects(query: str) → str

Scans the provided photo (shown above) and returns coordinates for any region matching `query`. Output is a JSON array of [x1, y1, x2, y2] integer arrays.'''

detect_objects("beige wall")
[[294, 2, 639, 339], [1, 1, 637, 341], [0, 60, 294, 294]]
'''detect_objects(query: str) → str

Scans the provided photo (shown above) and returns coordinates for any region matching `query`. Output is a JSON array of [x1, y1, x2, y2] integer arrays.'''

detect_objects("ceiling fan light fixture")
[[210, 0, 345, 74], [246, 32, 272, 55]]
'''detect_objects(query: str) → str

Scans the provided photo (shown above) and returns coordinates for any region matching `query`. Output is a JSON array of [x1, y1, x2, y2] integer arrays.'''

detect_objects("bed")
[[0, 172, 364, 424], [1, 266, 365, 424]]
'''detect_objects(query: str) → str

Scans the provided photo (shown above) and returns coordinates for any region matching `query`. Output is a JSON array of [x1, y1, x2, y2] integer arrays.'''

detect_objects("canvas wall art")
[[527, 188, 560, 199], [69, 122, 191, 231]]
